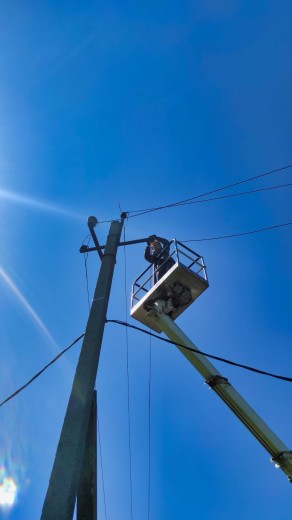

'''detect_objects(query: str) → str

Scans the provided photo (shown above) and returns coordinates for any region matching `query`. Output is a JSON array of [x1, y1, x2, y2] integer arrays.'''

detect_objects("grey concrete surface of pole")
[[77, 390, 97, 520], [41, 218, 124, 520]]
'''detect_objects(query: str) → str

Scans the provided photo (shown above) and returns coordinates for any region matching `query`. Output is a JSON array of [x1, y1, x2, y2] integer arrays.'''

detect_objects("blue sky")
[[0, 1, 292, 518]]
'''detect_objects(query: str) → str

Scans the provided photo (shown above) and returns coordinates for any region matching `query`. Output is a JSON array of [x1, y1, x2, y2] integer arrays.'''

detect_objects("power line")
[[83, 235, 92, 311], [122, 227, 134, 520], [180, 221, 292, 242], [0, 333, 85, 408], [168, 182, 292, 208], [106, 320, 292, 383], [1, 316, 290, 413], [147, 331, 152, 520], [97, 410, 108, 520], [127, 163, 292, 217]]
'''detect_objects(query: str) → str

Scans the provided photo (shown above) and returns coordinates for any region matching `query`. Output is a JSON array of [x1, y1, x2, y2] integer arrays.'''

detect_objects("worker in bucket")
[[144, 235, 175, 283]]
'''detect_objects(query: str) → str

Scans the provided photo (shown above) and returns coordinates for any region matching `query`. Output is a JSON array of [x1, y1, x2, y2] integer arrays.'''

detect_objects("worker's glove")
[[147, 235, 157, 245]]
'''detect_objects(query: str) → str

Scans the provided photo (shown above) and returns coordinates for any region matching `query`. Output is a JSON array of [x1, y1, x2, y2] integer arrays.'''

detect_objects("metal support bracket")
[[82, 214, 130, 259], [206, 375, 230, 389], [271, 450, 292, 480], [80, 237, 149, 254], [87, 216, 104, 261], [152, 298, 174, 316]]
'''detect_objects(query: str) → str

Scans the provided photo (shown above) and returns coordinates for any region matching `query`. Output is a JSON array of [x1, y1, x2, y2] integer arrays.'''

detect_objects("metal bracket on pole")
[[206, 375, 230, 389], [80, 238, 149, 254], [80, 219, 149, 256], [87, 216, 104, 261]]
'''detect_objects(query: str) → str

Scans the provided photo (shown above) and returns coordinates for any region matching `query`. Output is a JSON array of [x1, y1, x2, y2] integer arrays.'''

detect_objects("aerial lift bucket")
[[130, 239, 209, 332]]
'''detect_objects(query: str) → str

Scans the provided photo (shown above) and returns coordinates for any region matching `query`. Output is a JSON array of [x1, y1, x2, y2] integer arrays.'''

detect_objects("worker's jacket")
[[144, 237, 175, 283]]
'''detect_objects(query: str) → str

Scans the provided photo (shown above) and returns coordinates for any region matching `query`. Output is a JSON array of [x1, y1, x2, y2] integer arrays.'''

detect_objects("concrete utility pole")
[[41, 217, 124, 520]]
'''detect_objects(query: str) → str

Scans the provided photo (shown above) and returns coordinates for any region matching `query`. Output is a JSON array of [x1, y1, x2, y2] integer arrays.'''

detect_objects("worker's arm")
[[156, 236, 170, 254], [144, 235, 157, 263], [144, 245, 154, 263]]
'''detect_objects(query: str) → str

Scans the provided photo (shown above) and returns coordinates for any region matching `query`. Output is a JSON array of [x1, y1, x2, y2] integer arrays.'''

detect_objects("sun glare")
[[0, 467, 17, 509], [0, 188, 84, 220]]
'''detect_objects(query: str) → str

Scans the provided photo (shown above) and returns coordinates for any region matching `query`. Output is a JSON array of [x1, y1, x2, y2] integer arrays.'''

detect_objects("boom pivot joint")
[[271, 451, 292, 481], [146, 297, 174, 317]]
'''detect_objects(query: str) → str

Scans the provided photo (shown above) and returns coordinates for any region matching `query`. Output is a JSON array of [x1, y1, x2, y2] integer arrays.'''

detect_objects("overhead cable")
[[147, 327, 152, 520], [127, 163, 292, 217], [167, 182, 292, 208], [180, 221, 292, 242], [97, 413, 108, 520], [83, 235, 92, 311], [106, 320, 292, 383], [0, 334, 84, 408], [122, 226, 134, 520]]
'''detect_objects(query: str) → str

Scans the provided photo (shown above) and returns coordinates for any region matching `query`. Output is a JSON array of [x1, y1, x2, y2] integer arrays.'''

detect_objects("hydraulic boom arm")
[[150, 300, 292, 483]]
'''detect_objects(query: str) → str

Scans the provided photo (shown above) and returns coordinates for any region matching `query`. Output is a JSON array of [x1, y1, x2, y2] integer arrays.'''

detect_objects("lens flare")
[[0, 266, 74, 381], [0, 266, 58, 353], [0, 467, 17, 509]]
